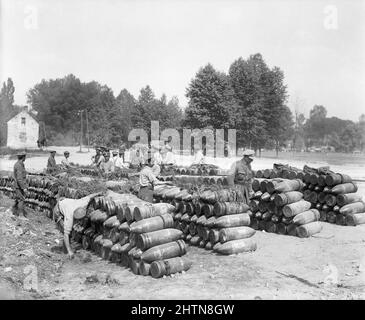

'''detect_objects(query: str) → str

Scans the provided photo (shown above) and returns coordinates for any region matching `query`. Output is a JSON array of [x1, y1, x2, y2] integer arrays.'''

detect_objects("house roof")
[[7, 108, 38, 123]]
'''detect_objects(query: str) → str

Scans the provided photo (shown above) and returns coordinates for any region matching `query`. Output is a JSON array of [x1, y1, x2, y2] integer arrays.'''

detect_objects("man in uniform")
[[119, 141, 126, 162], [61, 151, 71, 169], [130, 148, 144, 169], [138, 151, 170, 202], [162, 138, 176, 166], [13, 151, 28, 220], [227, 149, 255, 203], [100, 152, 115, 174], [53, 192, 103, 259], [91, 147, 104, 168], [47, 150, 57, 174]]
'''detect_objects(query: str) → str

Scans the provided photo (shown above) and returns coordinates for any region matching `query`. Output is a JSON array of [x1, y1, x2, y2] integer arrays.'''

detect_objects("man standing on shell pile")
[[227, 149, 255, 203], [53, 192, 103, 259]]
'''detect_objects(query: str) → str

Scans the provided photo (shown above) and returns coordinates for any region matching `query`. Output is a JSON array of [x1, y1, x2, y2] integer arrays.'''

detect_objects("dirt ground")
[[1, 149, 365, 300], [1, 192, 365, 300]]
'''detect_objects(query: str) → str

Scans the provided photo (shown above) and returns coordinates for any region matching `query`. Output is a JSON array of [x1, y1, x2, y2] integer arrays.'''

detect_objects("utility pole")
[[85, 109, 90, 152], [79, 110, 83, 152]]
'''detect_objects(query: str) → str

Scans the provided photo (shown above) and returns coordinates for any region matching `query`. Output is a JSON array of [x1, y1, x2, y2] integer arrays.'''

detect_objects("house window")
[[21, 117, 26, 125]]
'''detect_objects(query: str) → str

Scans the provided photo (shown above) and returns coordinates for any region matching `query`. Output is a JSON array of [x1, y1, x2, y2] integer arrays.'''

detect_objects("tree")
[[127, 86, 183, 139], [339, 123, 361, 153], [1, 78, 15, 105], [303, 105, 356, 151], [117, 88, 136, 142], [304, 105, 328, 146], [229, 54, 289, 152], [185, 64, 234, 129], [27, 75, 120, 146], [358, 114, 365, 151], [267, 105, 294, 156], [310, 105, 327, 119], [166, 96, 183, 128], [0, 78, 16, 146], [293, 111, 306, 151]]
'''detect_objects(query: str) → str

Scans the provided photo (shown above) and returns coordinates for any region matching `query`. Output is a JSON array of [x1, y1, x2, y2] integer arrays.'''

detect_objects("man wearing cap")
[[61, 151, 71, 169], [130, 147, 144, 169], [162, 139, 176, 165], [53, 192, 103, 259], [138, 151, 170, 202], [91, 147, 104, 168], [100, 152, 115, 174], [112, 150, 125, 168], [119, 141, 126, 162], [47, 150, 57, 174], [12, 151, 28, 219], [227, 149, 255, 203]]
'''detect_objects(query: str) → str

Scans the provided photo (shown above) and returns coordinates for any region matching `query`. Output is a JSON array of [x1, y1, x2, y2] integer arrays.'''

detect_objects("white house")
[[7, 107, 39, 149]]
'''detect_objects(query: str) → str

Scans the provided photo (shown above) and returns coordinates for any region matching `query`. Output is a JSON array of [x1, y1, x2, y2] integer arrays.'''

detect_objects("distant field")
[[259, 151, 365, 166]]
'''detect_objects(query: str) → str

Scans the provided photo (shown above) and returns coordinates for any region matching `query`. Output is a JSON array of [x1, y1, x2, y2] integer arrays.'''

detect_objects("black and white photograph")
[[0, 0, 365, 304]]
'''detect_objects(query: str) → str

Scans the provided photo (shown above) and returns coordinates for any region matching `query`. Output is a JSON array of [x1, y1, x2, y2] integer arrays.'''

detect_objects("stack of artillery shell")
[[255, 164, 304, 180], [0, 175, 59, 217], [79, 167, 136, 179], [173, 165, 224, 176], [250, 178, 323, 237], [0, 176, 15, 198], [155, 185, 257, 255], [130, 217, 191, 278], [159, 175, 229, 190], [71, 189, 190, 278], [301, 171, 365, 226]]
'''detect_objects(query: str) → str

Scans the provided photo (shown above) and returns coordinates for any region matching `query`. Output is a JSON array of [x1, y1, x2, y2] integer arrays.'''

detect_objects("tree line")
[[294, 105, 365, 153], [0, 52, 364, 154]]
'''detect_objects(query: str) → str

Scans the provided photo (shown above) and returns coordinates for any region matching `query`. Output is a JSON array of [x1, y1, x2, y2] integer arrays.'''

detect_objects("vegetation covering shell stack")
[[153, 185, 257, 255]]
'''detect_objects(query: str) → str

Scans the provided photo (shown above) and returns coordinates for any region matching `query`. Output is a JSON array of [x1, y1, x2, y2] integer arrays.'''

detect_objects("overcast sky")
[[1, 0, 364, 121]]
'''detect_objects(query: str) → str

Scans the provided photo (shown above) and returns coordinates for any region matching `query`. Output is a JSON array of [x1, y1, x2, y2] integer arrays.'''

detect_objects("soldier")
[[47, 150, 57, 174], [119, 141, 126, 162], [130, 148, 144, 169], [91, 147, 104, 168], [53, 192, 103, 259], [227, 149, 255, 203], [61, 151, 70, 169], [13, 151, 28, 220], [138, 151, 170, 202], [100, 152, 115, 174]]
